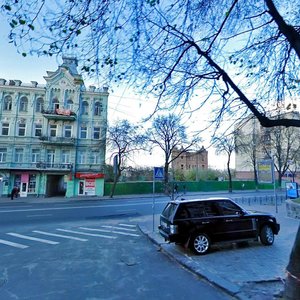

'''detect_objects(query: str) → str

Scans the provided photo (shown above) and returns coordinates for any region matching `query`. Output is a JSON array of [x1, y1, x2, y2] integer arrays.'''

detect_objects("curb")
[[138, 224, 241, 298]]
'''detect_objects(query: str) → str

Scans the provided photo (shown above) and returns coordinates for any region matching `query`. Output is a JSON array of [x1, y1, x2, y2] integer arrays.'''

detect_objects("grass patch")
[[292, 198, 300, 203]]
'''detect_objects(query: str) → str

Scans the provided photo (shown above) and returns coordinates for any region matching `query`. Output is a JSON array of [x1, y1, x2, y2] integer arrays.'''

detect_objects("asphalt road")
[[0, 196, 235, 300]]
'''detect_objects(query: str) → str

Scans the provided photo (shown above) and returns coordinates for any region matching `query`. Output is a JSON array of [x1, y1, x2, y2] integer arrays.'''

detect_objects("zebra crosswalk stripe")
[[101, 225, 137, 232], [0, 239, 28, 249], [118, 224, 136, 228], [56, 229, 116, 239], [32, 230, 88, 242], [79, 227, 140, 237], [6, 233, 59, 245]]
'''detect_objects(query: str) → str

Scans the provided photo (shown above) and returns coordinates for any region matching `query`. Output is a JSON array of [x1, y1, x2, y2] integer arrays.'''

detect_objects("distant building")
[[0, 57, 108, 198], [171, 146, 208, 172], [235, 109, 300, 181]]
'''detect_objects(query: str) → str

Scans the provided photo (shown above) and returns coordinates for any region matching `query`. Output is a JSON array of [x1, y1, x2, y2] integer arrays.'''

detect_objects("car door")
[[214, 200, 257, 241]]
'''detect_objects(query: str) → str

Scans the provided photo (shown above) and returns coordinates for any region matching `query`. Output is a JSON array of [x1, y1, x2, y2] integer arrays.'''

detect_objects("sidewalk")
[[138, 203, 299, 300]]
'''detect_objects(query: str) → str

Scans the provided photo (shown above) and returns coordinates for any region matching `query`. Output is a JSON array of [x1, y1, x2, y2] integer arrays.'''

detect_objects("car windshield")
[[162, 203, 178, 219]]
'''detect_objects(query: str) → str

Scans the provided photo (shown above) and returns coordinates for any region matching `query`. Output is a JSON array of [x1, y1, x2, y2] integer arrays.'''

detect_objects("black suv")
[[158, 198, 280, 255]]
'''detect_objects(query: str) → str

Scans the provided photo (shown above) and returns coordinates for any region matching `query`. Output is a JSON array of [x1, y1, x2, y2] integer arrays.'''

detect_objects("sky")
[[0, 18, 230, 170]]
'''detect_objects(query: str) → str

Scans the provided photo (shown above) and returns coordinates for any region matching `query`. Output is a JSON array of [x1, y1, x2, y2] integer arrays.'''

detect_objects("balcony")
[[42, 108, 76, 121], [36, 162, 73, 171], [0, 162, 73, 171], [39, 136, 76, 146]]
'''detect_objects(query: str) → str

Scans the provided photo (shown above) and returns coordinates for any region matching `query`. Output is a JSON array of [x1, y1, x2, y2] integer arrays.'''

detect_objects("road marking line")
[[79, 227, 140, 237], [56, 229, 116, 239], [118, 224, 136, 228], [0, 239, 29, 249], [6, 233, 59, 245], [33, 230, 88, 242], [101, 225, 137, 232], [27, 214, 53, 218]]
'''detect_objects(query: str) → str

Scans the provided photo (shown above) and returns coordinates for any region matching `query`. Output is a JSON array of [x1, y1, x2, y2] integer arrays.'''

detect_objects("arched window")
[[35, 97, 44, 112], [94, 101, 103, 116], [3, 95, 12, 111], [19, 96, 28, 112], [66, 99, 73, 110], [82, 101, 89, 115], [52, 98, 59, 110]]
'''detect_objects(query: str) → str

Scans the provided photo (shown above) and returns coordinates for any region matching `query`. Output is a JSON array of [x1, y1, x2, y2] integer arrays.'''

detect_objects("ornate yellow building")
[[0, 57, 108, 198]]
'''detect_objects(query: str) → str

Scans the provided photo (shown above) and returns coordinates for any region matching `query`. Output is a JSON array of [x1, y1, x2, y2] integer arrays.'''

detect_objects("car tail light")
[[170, 225, 178, 234]]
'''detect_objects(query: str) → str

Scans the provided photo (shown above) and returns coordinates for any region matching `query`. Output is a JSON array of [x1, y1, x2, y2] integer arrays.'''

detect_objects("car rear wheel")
[[190, 233, 210, 255], [260, 225, 274, 245]]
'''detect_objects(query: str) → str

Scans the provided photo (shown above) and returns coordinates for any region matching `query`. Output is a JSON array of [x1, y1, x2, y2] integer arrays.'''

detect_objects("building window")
[[82, 101, 89, 115], [47, 149, 55, 167], [4, 95, 12, 111], [80, 126, 87, 139], [28, 175, 36, 193], [31, 149, 41, 163], [66, 99, 73, 110], [0, 148, 7, 162], [94, 101, 103, 116], [19, 96, 28, 112], [1, 122, 9, 136], [78, 151, 86, 164], [64, 125, 72, 138], [35, 97, 44, 112], [18, 123, 26, 136], [90, 152, 100, 164], [49, 124, 57, 137], [52, 98, 59, 110], [34, 124, 42, 137], [62, 150, 71, 164], [93, 127, 101, 139], [15, 148, 24, 163]]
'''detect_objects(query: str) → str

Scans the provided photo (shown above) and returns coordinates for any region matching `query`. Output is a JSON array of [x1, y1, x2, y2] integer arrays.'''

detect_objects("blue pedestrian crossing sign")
[[154, 167, 164, 180]]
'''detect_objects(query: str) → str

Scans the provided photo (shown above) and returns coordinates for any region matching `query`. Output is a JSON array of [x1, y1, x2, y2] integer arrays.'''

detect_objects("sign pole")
[[152, 167, 164, 232], [152, 174, 155, 232]]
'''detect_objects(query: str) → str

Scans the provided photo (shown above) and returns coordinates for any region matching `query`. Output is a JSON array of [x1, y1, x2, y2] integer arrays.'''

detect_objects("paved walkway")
[[138, 203, 299, 299]]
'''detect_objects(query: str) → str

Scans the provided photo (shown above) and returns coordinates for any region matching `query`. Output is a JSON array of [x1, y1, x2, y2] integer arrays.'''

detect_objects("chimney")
[[31, 81, 38, 87]]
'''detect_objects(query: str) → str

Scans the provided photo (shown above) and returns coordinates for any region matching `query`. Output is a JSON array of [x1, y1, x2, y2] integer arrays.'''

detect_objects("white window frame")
[[80, 126, 87, 139], [64, 125, 72, 138], [0, 148, 7, 162], [34, 124, 42, 137], [1, 122, 9, 136], [62, 150, 71, 164], [15, 148, 24, 163], [19, 96, 28, 112], [49, 124, 57, 137], [31, 149, 41, 163], [18, 123, 26, 136]]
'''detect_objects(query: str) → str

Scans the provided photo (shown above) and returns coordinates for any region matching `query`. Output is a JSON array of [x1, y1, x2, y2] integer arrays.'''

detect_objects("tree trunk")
[[110, 170, 121, 198], [227, 160, 232, 193], [284, 225, 300, 299]]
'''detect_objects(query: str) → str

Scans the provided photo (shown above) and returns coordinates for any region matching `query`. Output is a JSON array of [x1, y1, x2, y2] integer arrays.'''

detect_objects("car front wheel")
[[190, 233, 210, 255], [260, 225, 274, 245]]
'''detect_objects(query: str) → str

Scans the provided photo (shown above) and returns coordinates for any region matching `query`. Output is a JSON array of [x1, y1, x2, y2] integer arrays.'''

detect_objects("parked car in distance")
[[158, 198, 280, 255]]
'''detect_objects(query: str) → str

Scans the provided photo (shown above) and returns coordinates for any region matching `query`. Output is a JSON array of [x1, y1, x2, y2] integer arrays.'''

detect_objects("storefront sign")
[[21, 173, 29, 183], [85, 179, 95, 195], [75, 173, 104, 179]]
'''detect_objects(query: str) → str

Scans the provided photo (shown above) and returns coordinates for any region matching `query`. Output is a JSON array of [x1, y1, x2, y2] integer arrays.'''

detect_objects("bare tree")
[[235, 117, 262, 190], [212, 134, 235, 192], [260, 123, 300, 187], [2, 1, 300, 128], [107, 119, 146, 197], [147, 114, 200, 189]]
